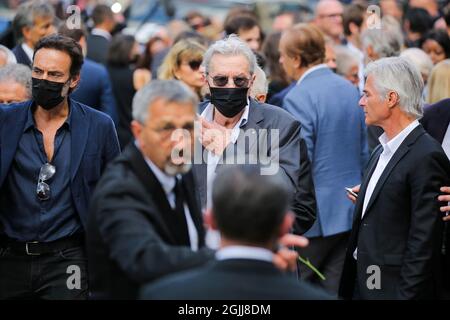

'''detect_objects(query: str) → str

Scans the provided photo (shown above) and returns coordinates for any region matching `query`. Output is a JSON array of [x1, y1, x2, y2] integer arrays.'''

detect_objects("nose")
[[359, 95, 366, 107]]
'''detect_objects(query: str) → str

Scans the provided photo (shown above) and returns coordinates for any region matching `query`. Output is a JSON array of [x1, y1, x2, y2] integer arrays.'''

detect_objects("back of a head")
[[224, 15, 259, 36], [361, 16, 404, 59], [400, 48, 433, 81], [91, 4, 114, 27], [250, 64, 268, 100], [283, 23, 325, 68], [58, 23, 87, 43], [212, 165, 290, 246], [405, 7, 433, 34], [107, 34, 135, 67], [12, 0, 55, 42], [427, 59, 450, 104], [335, 45, 359, 75], [0, 63, 32, 100]]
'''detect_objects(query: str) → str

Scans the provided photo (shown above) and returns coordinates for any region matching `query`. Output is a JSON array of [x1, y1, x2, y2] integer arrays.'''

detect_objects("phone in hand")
[[345, 187, 358, 198]]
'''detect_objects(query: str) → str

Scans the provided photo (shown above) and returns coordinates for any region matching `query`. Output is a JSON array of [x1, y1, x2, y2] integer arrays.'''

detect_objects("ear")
[[173, 68, 181, 81], [21, 26, 31, 42], [387, 90, 400, 108], [131, 120, 143, 142], [278, 212, 294, 237], [69, 74, 81, 89], [256, 94, 266, 103], [366, 45, 378, 61], [293, 55, 302, 69], [204, 208, 218, 230]]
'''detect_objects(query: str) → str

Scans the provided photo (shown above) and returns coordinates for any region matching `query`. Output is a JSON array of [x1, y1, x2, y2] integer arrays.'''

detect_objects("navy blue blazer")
[[420, 98, 450, 144], [0, 98, 120, 227], [12, 44, 32, 67], [71, 58, 118, 125]]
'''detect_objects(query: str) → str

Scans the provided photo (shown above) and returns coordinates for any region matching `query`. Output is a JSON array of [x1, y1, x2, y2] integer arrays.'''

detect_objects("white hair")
[[250, 65, 268, 99], [335, 45, 359, 76], [365, 57, 424, 119], [0, 63, 32, 98], [361, 16, 404, 59], [202, 34, 257, 75], [400, 48, 433, 81], [0, 45, 17, 65], [132, 80, 198, 124]]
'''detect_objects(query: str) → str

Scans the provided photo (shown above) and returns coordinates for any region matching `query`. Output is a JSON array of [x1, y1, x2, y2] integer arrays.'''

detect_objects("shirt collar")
[[378, 120, 420, 155], [134, 140, 176, 195], [91, 28, 112, 41], [21, 43, 34, 62], [215, 245, 274, 263], [297, 64, 328, 86], [201, 100, 249, 144], [24, 101, 72, 132]]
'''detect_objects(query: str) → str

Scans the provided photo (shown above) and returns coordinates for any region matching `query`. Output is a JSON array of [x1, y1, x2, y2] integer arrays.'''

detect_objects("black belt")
[[0, 234, 85, 256]]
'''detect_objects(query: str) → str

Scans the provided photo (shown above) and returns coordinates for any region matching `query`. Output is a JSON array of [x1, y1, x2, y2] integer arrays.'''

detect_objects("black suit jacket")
[[86, 34, 110, 64], [86, 143, 214, 299], [339, 125, 450, 300], [140, 258, 333, 300], [12, 44, 32, 67]]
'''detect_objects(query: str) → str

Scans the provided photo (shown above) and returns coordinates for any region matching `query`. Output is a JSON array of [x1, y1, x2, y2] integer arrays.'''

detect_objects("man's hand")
[[198, 116, 232, 156], [346, 184, 360, 204], [272, 234, 309, 272], [438, 186, 450, 221]]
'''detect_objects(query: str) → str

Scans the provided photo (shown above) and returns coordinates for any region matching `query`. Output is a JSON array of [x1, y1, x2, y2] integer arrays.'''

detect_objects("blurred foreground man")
[[141, 165, 332, 300]]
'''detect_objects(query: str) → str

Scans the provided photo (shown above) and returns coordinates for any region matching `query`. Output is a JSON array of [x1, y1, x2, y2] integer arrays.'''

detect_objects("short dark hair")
[[404, 8, 433, 35], [422, 29, 450, 59], [91, 4, 114, 26], [107, 34, 135, 67], [33, 34, 84, 78], [224, 15, 260, 36], [212, 165, 290, 246], [343, 3, 366, 36], [57, 23, 87, 42]]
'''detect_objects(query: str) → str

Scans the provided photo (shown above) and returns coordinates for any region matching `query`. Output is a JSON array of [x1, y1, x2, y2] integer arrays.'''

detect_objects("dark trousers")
[[0, 245, 88, 299], [297, 231, 350, 296]]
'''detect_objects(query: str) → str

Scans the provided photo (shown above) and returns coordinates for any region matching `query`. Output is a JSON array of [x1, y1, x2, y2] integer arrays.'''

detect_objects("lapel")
[[125, 143, 179, 244], [182, 171, 206, 247], [434, 105, 450, 143], [69, 99, 90, 181], [361, 125, 426, 220], [18, 45, 32, 67], [0, 101, 30, 186]]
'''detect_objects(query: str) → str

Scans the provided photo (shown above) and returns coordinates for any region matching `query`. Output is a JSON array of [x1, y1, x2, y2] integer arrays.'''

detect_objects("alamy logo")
[[66, 265, 81, 290], [65, 5, 81, 30], [366, 265, 381, 290], [366, 5, 382, 30]]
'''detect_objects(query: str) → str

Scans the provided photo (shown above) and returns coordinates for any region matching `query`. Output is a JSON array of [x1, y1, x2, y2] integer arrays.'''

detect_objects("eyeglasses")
[[183, 60, 202, 71], [36, 163, 56, 201], [207, 74, 251, 88]]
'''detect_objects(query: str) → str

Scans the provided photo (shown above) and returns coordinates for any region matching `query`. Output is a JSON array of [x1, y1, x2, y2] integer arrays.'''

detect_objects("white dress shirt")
[[441, 123, 450, 160], [216, 245, 274, 263], [201, 102, 249, 249], [140, 146, 199, 251], [91, 28, 112, 41], [353, 120, 420, 260], [21, 43, 34, 63], [297, 64, 328, 86]]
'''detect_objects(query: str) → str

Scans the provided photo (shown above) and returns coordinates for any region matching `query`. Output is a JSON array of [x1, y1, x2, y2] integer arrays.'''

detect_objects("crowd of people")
[[0, 0, 449, 300]]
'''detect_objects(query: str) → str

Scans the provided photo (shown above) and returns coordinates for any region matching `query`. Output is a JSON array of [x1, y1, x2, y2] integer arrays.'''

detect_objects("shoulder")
[[71, 99, 113, 125], [0, 100, 32, 118], [252, 100, 300, 127], [423, 99, 450, 120], [83, 59, 108, 74]]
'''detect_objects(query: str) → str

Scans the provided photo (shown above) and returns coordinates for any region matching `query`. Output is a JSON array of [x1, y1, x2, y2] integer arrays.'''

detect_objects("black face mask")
[[209, 86, 249, 118], [32, 77, 69, 110]]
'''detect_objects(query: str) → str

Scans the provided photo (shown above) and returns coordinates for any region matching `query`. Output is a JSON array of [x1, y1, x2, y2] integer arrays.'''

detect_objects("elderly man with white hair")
[[339, 57, 450, 300], [0, 63, 32, 104], [250, 65, 269, 103]]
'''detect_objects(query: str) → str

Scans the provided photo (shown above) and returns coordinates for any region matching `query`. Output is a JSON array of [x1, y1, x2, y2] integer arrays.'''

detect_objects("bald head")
[[314, 0, 344, 43]]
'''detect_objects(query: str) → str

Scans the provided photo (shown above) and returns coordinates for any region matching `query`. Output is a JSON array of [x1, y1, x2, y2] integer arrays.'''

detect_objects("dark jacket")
[[86, 143, 214, 299]]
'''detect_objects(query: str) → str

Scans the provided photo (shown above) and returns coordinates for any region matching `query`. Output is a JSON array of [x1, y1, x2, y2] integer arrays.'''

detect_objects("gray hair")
[[132, 79, 199, 124], [250, 65, 268, 98], [12, 0, 55, 42], [202, 34, 257, 75], [400, 48, 433, 82], [0, 63, 32, 98], [361, 16, 404, 59], [335, 45, 359, 76], [365, 57, 424, 119], [0, 45, 17, 65]]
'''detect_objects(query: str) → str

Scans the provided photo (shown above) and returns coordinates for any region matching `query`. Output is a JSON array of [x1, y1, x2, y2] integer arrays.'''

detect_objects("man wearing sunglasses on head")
[[194, 35, 316, 249], [0, 34, 120, 299]]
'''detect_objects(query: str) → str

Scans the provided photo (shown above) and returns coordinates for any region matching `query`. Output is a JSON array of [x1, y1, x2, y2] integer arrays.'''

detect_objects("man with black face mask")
[[193, 35, 316, 250], [0, 34, 120, 299]]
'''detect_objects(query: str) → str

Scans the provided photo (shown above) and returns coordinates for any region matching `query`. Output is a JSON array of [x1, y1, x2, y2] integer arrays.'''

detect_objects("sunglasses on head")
[[208, 75, 251, 88]]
